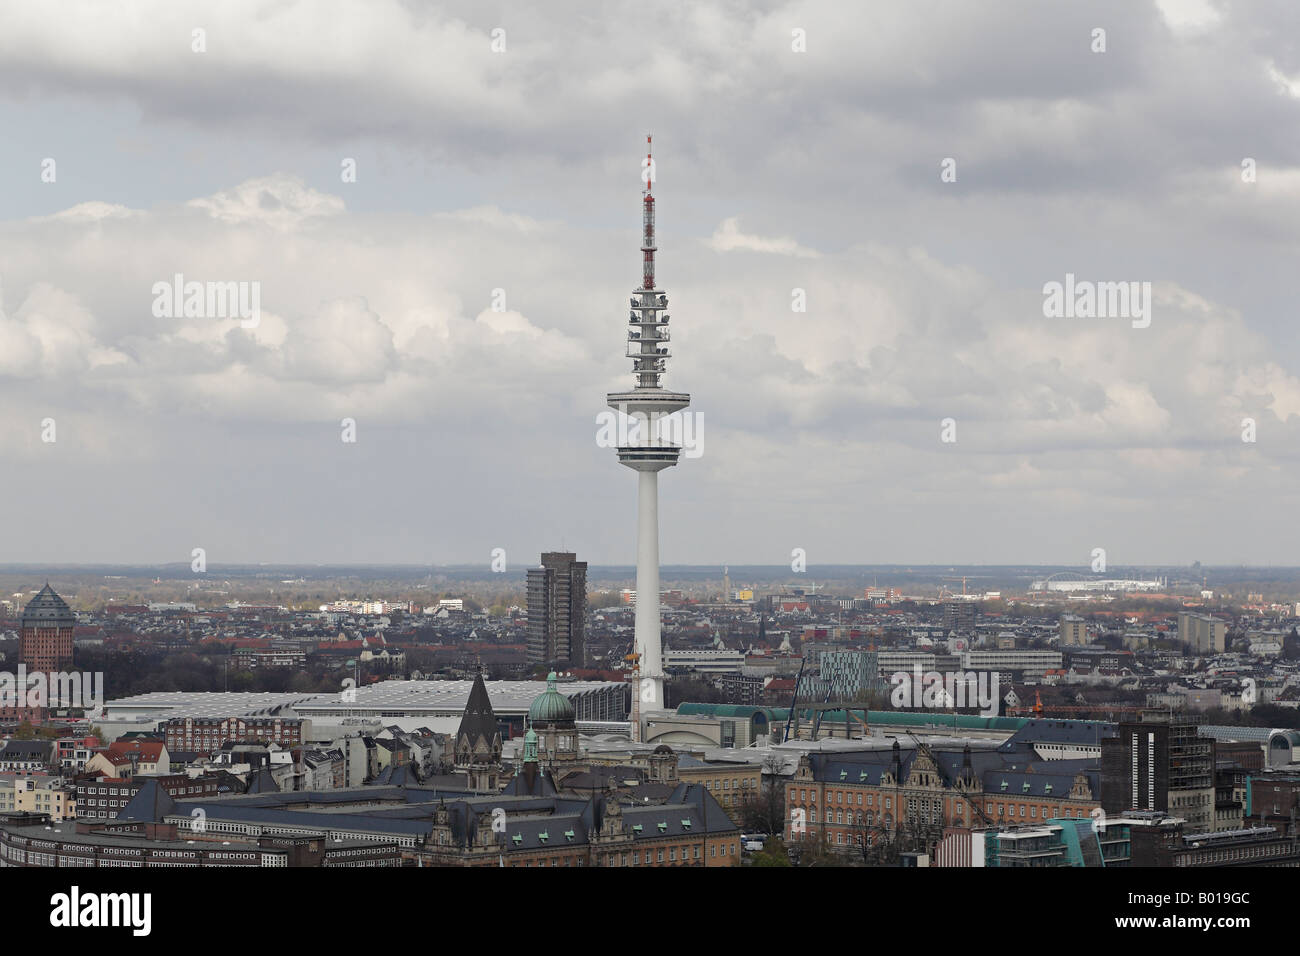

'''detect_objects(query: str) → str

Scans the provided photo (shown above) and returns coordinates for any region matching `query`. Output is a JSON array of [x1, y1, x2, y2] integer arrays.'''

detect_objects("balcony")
[[628, 345, 672, 359]]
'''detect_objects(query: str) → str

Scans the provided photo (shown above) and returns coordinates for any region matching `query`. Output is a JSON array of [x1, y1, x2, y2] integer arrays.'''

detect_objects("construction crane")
[[810, 684, 836, 739], [938, 574, 991, 598], [782, 658, 806, 743]]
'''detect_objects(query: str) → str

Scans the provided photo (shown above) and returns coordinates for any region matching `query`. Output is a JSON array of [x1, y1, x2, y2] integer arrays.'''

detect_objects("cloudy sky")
[[1, 0, 1299, 568]]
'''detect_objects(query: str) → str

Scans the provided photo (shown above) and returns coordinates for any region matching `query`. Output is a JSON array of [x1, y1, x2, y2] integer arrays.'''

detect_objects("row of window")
[[1181, 843, 1285, 864], [792, 788, 1091, 823], [511, 842, 737, 867]]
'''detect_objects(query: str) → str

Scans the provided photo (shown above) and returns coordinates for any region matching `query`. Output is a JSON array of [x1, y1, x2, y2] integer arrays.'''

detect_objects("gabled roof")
[[105, 740, 166, 762], [116, 779, 178, 823], [372, 763, 420, 787], [244, 767, 280, 794], [502, 766, 558, 798], [665, 782, 739, 833]]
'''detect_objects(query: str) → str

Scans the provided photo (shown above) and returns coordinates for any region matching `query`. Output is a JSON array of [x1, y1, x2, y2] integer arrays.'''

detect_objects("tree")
[[788, 830, 839, 867], [665, 677, 723, 707], [751, 836, 792, 867], [740, 752, 788, 835]]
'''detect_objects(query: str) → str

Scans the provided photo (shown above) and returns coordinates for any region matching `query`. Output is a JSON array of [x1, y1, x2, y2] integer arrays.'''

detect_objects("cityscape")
[[6, 562, 1300, 876], [1, 0, 1291, 934]]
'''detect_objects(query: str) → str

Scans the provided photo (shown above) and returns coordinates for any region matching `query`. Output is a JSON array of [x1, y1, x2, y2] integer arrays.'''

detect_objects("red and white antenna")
[[642, 134, 656, 290]]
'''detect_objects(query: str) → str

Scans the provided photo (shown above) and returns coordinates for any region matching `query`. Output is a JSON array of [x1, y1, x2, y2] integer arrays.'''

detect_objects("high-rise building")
[[605, 135, 690, 719], [1177, 611, 1226, 654], [1059, 614, 1087, 646], [819, 650, 885, 700], [20, 583, 75, 674], [1101, 711, 1216, 833], [942, 601, 977, 635], [526, 552, 588, 667]]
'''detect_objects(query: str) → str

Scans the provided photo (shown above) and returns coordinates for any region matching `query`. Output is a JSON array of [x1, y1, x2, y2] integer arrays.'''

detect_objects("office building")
[[526, 552, 588, 667], [1101, 712, 1216, 833], [1059, 615, 1087, 646], [1177, 612, 1227, 654]]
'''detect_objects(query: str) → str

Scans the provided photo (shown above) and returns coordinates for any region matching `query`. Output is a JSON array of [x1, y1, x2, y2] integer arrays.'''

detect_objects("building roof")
[[21, 584, 76, 628], [104, 740, 167, 762], [116, 779, 178, 823], [0, 740, 54, 760], [997, 718, 1116, 751], [456, 672, 500, 752]]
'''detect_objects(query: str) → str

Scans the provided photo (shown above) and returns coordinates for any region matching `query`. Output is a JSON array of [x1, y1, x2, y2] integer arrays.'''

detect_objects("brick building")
[[19, 584, 75, 674], [163, 716, 305, 752], [786, 742, 1099, 860], [73, 774, 222, 821]]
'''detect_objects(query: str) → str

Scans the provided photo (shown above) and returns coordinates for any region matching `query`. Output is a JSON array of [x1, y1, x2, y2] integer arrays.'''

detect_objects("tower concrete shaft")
[[605, 135, 689, 718], [635, 468, 664, 711]]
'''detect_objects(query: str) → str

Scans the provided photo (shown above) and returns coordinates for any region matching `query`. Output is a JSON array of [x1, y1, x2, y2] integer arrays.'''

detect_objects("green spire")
[[523, 719, 539, 764]]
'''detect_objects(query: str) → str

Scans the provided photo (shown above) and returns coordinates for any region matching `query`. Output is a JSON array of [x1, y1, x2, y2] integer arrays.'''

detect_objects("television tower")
[[607, 135, 689, 719]]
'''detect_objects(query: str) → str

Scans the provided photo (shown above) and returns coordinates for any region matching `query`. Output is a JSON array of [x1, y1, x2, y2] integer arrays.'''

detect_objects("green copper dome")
[[527, 672, 575, 724]]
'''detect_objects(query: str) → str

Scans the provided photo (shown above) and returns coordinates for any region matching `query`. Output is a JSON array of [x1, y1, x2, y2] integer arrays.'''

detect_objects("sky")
[[1, 0, 1299, 568]]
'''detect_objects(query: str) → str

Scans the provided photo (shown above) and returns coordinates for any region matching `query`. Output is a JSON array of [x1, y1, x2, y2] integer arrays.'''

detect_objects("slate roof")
[[997, 718, 1116, 751], [805, 744, 1097, 792], [456, 672, 501, 757], [0, 740, 55, 761], [502, 766, 558, 797], [373, 763, 420, 786], [116, 779, 178, 823], [244, 767, 280, 794], [21, 584, 75, 628], [981, 769, 1096, 800], [665, 782, 739, 833], [499, 813, 590, 853]]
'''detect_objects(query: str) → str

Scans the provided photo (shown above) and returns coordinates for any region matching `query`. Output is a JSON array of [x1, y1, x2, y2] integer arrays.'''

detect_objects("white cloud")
[[707, 218, 820, 258]]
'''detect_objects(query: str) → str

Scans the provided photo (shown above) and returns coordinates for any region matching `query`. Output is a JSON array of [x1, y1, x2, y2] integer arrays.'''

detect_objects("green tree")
[[751, 836, 792, 867]]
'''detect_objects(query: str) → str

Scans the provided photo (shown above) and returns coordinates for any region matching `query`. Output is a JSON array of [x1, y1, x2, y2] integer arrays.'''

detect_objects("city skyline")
[[4, 0, 1300, 567]]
